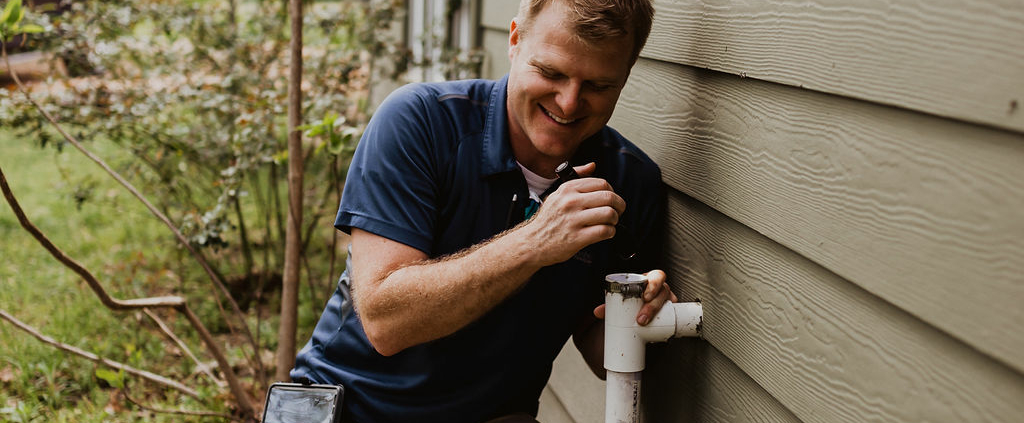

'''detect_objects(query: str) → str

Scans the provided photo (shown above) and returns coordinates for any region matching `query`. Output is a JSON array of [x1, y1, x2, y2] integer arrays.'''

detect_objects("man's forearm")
[[354, 224, 546, 356]]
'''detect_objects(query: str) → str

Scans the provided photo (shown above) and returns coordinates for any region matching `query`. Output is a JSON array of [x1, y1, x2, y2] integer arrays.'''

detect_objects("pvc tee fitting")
[[604, 273, 703, 373]]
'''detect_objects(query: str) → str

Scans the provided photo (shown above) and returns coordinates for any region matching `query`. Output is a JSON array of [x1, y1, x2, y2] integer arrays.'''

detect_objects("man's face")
[[506, 1, 634, 173]]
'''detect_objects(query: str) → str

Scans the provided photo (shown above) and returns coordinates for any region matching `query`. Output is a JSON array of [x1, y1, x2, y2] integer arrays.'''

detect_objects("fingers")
[[553, 179, 626, 216], [574, 162, 597, 178], [642, 270, 667, 302], [637, 270, 677, 326], [593, 270, 678, 327]]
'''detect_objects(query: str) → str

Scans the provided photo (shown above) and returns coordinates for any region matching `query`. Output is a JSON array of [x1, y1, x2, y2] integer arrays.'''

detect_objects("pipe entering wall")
[[604, 273, 703, 423]]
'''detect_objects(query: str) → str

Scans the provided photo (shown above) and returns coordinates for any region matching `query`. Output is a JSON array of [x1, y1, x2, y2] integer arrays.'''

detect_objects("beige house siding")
[[476, 0, 1024, 422]]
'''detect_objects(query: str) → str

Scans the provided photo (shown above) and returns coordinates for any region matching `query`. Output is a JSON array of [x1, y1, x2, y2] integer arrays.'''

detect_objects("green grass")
[[0, 131, 245, 422]]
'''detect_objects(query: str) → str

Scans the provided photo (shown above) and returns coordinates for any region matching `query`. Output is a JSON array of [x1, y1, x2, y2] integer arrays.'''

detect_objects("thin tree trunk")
[[275, 0, 304, 382], [235, 194, 255, 276], [270, 163, 285, 257]]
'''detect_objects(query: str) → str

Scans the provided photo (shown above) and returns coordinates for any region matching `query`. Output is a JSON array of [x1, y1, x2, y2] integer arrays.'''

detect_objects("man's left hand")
[[593, 269, 677, 325]]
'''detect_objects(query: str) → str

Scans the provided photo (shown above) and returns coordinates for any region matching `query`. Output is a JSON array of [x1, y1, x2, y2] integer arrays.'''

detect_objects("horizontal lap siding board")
[[644, 0, 1024, 132], [546, 338, 800, 423], [610, 58, 1024, 374], [643, 339, 802, 423], [663, 190, 1024, 422]]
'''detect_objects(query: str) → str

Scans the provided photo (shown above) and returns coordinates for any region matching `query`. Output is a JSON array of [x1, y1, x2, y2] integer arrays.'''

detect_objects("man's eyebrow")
[[528, 59, 558, 73], [529, 59, 620, 85]]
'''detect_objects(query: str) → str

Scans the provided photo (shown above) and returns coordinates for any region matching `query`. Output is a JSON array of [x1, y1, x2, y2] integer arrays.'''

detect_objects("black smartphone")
[[262, 382, 344, 423]]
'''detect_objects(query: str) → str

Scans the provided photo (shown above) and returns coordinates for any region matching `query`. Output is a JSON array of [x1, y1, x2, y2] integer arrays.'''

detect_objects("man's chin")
[[532, 140, 580, 161]]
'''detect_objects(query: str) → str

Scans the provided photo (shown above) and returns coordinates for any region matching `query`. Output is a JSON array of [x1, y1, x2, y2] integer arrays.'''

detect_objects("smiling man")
[[290, 1, 674, 422]]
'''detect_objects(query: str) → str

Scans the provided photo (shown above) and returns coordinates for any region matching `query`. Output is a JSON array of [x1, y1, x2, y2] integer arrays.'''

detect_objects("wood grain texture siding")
[[481, 0, 517, 32], [664, 191, 1024, 423], [644, 0, 1024, 132], [546, 339, 800, 423], [610, 58, 1024, 373], [644, 339, 802, 423]]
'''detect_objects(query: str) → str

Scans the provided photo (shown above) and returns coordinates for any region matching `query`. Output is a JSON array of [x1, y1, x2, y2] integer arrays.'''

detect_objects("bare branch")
[[0, 165, 185, 311], [142, 308, 225, 388], [0, 309, 200, 399], [179, 303, 258, 413], [121, 383, 238, 421]]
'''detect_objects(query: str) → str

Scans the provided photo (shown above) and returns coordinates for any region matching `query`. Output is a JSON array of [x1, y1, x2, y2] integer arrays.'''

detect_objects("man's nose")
[[555, 80, 583, 117]]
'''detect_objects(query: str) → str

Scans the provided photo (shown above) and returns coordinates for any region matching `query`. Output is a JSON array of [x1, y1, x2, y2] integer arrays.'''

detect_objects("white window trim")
[[407, 0, 479, 82]]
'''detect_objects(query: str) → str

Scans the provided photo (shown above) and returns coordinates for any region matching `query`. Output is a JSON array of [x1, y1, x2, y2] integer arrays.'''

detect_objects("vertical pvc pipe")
[[606, 370, 642, 423], [604, 273, 703, 423], [605, 274, 647, 423]]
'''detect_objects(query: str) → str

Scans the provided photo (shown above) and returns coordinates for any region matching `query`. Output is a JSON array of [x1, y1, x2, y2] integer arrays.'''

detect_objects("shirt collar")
[[481, 74, 519, 177]]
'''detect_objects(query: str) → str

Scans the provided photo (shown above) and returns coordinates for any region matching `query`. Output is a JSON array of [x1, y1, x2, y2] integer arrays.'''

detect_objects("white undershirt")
[[517, 162, 557, 203]]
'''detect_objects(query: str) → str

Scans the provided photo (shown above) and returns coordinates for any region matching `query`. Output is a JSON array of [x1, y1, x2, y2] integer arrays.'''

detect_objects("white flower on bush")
[[94, 41, 120, 57]]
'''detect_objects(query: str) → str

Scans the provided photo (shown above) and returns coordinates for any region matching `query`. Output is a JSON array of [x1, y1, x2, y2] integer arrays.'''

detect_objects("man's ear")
[[508, 18, 520, 60]]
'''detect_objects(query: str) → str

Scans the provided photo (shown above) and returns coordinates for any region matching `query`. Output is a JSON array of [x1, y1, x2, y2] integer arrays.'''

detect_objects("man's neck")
[[506, 107, 570, 179], [514, 152, 565, 179]]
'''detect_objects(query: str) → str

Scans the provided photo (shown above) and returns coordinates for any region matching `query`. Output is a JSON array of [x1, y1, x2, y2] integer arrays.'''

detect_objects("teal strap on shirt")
[[524, 199, 540, 220]]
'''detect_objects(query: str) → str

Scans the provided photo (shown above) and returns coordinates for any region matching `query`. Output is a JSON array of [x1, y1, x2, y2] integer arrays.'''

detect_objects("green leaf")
[[327, 133, 343, 155], [272, 150, 288, 164], [4, 0, 21, 26], [18, 23, 42, 33], [94, 368, 125, 389], [1, 0, 20, 26], [304, 124, 325, 138]]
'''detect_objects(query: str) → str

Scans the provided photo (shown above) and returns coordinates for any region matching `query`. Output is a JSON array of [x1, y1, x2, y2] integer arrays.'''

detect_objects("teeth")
[[545, 109, 576, 124]]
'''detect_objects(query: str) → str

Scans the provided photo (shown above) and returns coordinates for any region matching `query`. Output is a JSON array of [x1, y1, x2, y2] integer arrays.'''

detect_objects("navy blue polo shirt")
[[291, 75, 665, 423]]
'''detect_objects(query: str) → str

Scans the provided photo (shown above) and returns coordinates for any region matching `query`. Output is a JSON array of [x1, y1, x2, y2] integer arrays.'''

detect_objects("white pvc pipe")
[[604, 273, 703, 423], [606, 370, 642, 423]]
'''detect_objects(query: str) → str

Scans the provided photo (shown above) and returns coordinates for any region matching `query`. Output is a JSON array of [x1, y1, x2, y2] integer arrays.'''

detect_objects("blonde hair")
[[516, 0, 655, 64]]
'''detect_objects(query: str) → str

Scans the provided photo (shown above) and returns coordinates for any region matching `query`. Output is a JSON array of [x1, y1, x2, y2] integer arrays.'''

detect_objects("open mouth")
[[541, 105, 577, 125]]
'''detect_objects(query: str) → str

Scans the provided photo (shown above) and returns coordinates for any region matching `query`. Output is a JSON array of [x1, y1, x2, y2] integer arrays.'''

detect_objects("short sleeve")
[[334, 85, 442, 254]]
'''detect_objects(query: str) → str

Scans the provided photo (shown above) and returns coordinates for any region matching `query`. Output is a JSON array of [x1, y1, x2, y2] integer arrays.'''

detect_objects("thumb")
[[574, 162, 597, 178]]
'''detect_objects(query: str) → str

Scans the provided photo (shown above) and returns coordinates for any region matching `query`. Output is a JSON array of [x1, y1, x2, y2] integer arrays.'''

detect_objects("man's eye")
[[538, 69, 559, 78]]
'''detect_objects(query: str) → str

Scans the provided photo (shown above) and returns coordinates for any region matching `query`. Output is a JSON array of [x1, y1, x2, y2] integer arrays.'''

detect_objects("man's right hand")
[[521, 162, 626, 266]]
